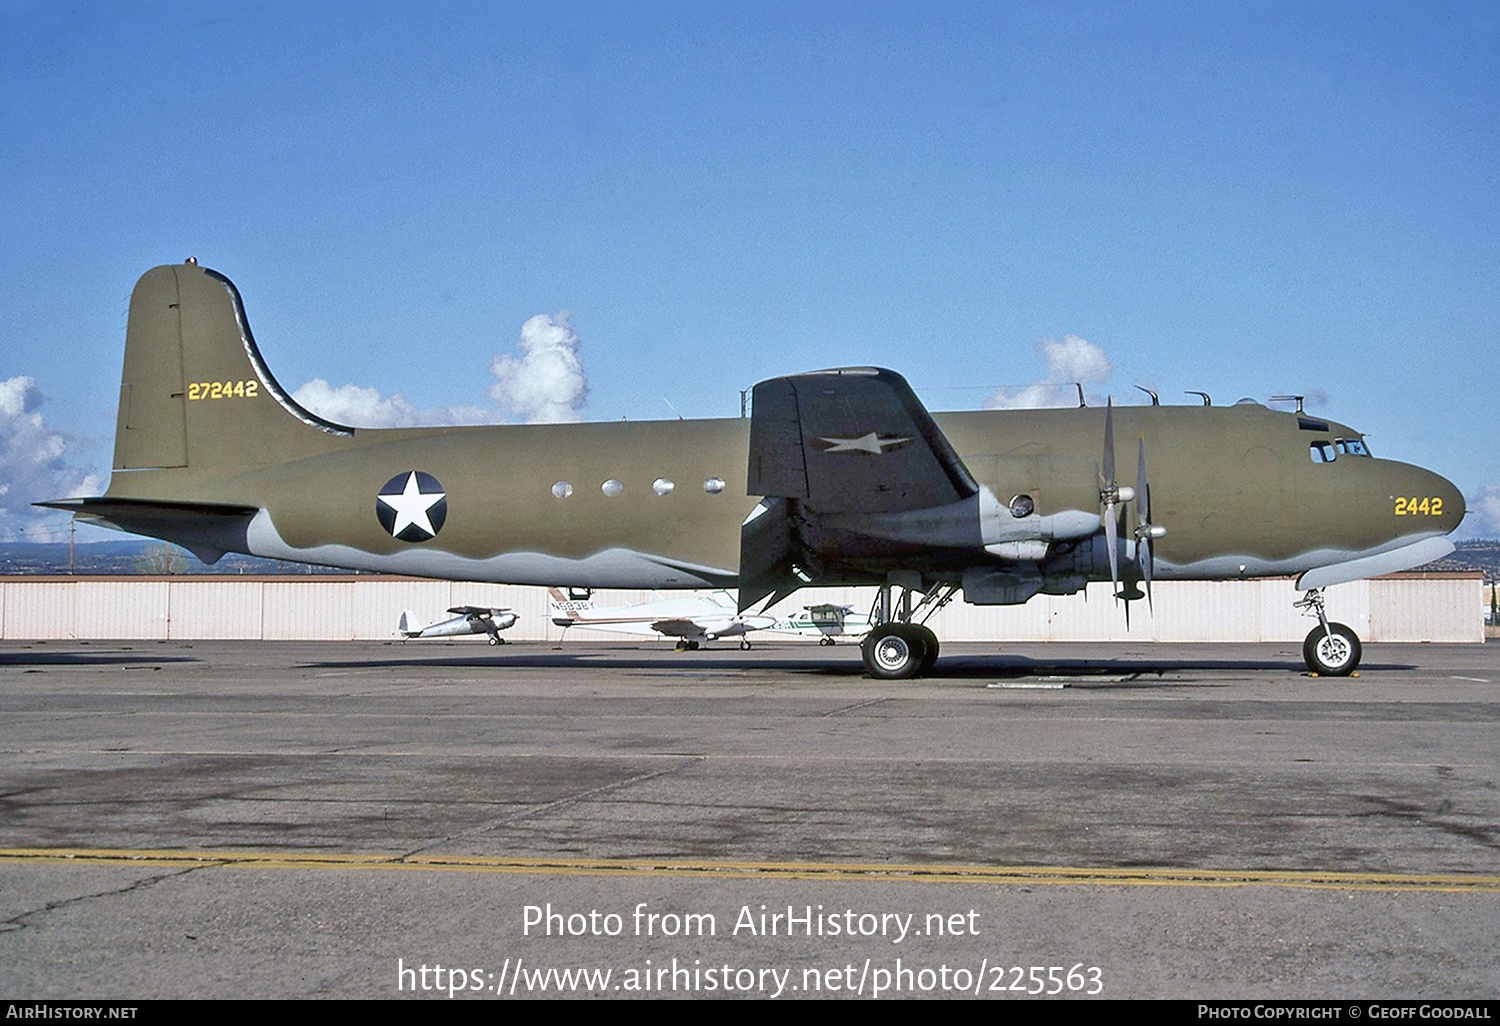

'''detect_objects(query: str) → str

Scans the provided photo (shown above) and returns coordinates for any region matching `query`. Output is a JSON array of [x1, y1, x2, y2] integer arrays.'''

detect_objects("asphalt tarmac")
[[1, 638, 1496, 1000]]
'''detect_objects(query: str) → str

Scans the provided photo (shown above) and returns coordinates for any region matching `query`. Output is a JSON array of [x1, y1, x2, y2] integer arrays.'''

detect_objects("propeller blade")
[[1104, 498, 1120, 603], [1136, 435, 1149, 528], [1140, 535, 1153, 612], [1137, 434, 1152, 612], [1103, 397, 1115, 489]]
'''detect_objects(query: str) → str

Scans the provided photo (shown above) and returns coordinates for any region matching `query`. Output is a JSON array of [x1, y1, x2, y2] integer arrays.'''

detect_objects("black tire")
[[1303, 623, 1361, 676], [862, 624, 929, 680], [914, 624, 939, 674]]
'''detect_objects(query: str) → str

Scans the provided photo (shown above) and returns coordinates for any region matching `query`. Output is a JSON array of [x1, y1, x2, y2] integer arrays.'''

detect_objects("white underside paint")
[[244, 510, 736, 588], [1152, 532, 1454, 585]]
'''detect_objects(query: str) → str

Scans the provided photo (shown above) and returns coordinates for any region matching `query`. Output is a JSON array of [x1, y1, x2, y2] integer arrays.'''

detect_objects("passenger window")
[[1310, 441, 1337, 463]]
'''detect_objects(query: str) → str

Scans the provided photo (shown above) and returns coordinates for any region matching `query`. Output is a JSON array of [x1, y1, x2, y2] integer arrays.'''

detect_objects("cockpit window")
[[1310, 441, 1337, 463], [1335, 438, 1371, 457]]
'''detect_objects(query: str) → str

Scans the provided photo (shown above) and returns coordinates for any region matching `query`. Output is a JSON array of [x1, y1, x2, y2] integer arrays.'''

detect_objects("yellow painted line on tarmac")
[[2, 847, 1500, 893]]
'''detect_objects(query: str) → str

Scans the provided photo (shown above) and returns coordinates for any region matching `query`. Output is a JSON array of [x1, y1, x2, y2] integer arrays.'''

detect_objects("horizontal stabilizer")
[[34, 496, 259, 564]]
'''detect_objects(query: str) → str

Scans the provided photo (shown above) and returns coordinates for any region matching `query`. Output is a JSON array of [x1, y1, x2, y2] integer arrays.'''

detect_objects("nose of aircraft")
[[1436, 470, 1466, 532], [1402, 465, 1466, 534]]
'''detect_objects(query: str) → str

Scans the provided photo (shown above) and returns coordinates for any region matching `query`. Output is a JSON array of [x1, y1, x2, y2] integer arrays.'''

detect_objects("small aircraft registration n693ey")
[[41, 262, 1466, 678]]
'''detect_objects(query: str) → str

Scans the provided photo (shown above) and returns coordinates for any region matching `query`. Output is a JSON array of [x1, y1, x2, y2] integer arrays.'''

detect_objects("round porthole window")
[[1010, 494, 1035, 518], [602, 479, 624, 498], [703, 477, 725, 494], [552, 481, 574, 499], [652, 478, 675, 496]]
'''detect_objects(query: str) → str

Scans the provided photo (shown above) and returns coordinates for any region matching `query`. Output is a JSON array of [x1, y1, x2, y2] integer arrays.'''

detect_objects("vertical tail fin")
[[113, 261, 352, 473]]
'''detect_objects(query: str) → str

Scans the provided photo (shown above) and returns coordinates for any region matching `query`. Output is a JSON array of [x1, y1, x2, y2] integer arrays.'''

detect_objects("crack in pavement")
[[1, 862, 215, 934]]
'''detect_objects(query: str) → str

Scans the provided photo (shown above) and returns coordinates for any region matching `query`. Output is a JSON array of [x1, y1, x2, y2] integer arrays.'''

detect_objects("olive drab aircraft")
[[41, 262, 1467, 679]]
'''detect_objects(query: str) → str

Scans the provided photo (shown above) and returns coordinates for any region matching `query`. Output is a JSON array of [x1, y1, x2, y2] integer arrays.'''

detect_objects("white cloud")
[[488, 312, 589, 424], [1467, 484, 1500, 538], [1040, 334, 1111, 385], [983, 334, 1112, 410], [0, 376, 103, 542], [295, 311, 590, 429], [291, 379, 490, 428]]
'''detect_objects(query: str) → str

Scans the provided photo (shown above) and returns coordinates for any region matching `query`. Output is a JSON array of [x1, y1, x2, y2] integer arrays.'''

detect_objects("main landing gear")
[[1295, 588, 1362, 676], [859, 582, 956, 680]]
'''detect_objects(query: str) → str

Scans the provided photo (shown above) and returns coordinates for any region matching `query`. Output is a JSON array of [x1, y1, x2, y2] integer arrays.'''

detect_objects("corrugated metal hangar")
[[0, 572, 1483, 643]]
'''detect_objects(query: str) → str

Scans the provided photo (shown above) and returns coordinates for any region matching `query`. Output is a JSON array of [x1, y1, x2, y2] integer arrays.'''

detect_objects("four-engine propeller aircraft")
[[398, 606, 517, 644], [548, 587, 774, 649], [41, 262, 1467, 678]]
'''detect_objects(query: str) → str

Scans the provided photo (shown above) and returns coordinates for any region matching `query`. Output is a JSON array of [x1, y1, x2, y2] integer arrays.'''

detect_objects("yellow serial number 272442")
[[187, 380, 259, 401], [1394, 496, 1444, 516]]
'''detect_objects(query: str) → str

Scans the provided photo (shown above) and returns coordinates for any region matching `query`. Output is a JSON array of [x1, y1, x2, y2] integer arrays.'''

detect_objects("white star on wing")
[[378, 472, 445, 537], [818, 432, 912, 454]]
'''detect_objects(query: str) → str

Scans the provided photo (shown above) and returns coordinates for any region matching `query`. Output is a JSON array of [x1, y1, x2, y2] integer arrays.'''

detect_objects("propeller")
[[1099, 400, 1167, 622], [1098, 399, 1134, 608]]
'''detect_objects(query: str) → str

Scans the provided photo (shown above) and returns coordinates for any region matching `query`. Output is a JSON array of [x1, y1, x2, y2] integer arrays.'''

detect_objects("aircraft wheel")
[[674, 640, 689, 651], [688, 640, 700, 651], [819, 637, 834, 646], [739, 638, 751, 650], [861, 624, 928, 680], [914, 624, 939, 674], [1303, 623, 1361, 676], [487, 636, 504, 646]]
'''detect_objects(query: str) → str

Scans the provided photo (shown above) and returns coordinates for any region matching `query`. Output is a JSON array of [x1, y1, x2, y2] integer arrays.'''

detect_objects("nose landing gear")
[[1295, 588, 1362, 676]]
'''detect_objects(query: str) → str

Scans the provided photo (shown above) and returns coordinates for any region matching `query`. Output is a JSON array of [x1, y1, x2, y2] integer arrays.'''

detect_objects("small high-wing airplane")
[[42, 262, 1467, 679], [548, 587, 775, 649], [767, 603, 876, 646], [399, 606, 518, 644]]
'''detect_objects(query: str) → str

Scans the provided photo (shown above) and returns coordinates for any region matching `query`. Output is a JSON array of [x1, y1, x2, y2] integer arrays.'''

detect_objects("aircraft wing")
[[649, 618, 705, 638], [741, 367, 981, 608], [747, 367, 976, 514]]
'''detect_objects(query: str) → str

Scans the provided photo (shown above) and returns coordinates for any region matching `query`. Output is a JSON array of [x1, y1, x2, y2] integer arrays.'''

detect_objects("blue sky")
[[2, 0, 1497, 541]]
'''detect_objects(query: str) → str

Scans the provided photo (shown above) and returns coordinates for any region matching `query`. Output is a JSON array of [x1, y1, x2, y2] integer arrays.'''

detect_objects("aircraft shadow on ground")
[[302, 650, 1419, 679], [0, 652, 199, 667]]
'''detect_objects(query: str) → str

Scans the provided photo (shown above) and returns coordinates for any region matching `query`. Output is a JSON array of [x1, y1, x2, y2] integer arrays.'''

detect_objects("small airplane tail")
[[112, 261, 353, 475], [547, 586, 595, 626], [398, 610, 424, 636]]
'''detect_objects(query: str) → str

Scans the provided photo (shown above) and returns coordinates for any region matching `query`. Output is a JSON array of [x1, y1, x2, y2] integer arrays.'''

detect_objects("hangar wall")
[[0, 573, 1482, 643]]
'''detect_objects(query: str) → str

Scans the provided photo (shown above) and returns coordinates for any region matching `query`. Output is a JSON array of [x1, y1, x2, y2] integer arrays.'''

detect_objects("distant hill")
[[0, 540, 345, 576], [1423, 539, 1500, 581]]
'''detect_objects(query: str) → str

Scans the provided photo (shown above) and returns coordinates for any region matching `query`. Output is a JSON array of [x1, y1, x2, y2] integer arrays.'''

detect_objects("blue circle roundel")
[[375, 471, 448, 543]]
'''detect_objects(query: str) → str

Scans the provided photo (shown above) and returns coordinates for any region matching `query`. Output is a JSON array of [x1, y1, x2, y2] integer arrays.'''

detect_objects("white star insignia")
[[817, 432, 913, 454], [378, 471, 446, 538]]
